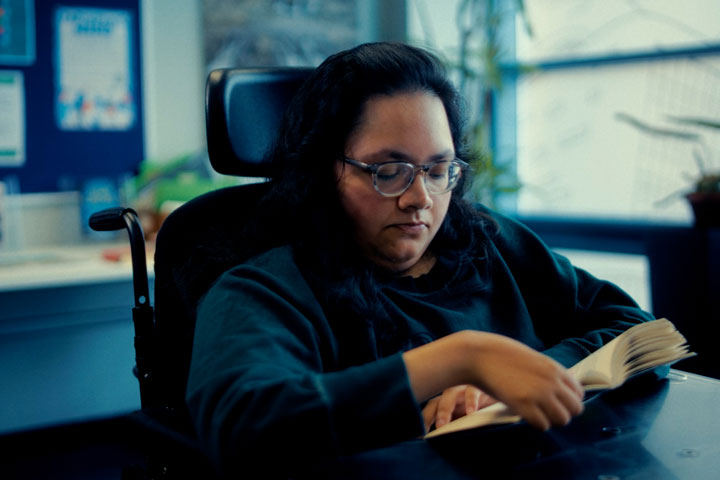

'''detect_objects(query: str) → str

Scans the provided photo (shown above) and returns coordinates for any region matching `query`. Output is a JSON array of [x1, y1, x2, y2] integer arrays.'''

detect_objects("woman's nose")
[[397, 172, 433, 210]]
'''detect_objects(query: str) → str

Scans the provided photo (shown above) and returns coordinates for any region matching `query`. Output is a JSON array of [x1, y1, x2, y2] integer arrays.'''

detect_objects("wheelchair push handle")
[[88, 206, 133, 231], [88, 207, 151, 309], [89, 207, 157, 408]]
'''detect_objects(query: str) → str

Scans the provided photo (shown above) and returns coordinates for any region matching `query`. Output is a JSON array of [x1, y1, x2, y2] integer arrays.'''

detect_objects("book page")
[[568, 334, 623, 390], [424, 402, 521, 439], [625, 346, 695, 377], [570, 318, 693, 389]]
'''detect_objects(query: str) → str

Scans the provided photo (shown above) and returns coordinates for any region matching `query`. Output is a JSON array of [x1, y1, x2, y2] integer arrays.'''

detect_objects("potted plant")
[[616, 113, 720, 227]]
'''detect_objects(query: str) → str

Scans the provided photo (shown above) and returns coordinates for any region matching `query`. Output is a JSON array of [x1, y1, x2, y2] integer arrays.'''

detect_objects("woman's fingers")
[[435, 385, 465, 427], [543, 396, 573, 428], [564, 372, 586, 401], [422, 385, 495, 431], [553, 370, 585, 418], [512, 373, 585, 430], [519, 404, 551, 431], [466, 332, 587, 430], [513, 396, 569, 431], [421, 396, 440, 432], [464, 385, 481, 415], [475, 390, 497, 410]]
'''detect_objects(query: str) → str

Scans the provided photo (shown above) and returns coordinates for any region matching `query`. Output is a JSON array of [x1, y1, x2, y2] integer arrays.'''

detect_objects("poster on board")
[[0, 0, 35, 65], [54, 7, 136, 131], [0, 70, 24, 167]]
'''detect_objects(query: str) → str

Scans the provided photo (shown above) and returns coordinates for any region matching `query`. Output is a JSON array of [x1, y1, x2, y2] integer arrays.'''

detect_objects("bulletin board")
[[0, 0, 143, 193]]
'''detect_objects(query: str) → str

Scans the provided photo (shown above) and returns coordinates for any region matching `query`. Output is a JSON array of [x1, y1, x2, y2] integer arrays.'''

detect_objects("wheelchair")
[[89, 67, 314, 479]]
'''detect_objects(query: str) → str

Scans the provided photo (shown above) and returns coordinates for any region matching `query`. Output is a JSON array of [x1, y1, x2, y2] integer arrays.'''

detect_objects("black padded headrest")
[[205, 67, 314, 177]]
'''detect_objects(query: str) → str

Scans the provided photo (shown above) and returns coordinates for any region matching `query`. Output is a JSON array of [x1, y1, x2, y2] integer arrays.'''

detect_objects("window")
[[407, 0, 720, 310], [504, 0, 720, 223]]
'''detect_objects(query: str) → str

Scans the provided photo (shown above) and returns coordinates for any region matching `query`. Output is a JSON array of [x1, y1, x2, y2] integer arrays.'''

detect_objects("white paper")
[[55, 7, 135, 131], [0, 0, 36, 65], [0, 70, 25, 167]]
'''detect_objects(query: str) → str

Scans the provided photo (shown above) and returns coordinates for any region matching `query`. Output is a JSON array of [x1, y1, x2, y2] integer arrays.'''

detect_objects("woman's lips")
[[392, 222, 427, 234]]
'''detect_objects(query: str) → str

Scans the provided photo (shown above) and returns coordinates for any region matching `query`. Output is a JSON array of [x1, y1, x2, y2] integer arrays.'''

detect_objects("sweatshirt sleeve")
[[484, 211, 656, 368], [185, 248, 424, 477]]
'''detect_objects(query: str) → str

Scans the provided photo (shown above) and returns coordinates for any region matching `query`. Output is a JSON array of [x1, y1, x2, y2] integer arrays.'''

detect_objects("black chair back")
[[152, 67, 314, 409]]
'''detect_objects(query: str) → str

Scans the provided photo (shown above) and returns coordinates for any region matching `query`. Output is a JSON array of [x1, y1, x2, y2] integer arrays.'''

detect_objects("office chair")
[[90, 67, 314, 479]]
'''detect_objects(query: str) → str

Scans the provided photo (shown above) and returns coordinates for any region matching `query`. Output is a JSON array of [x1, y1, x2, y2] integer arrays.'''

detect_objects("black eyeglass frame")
[[342, 157, 469, 197]]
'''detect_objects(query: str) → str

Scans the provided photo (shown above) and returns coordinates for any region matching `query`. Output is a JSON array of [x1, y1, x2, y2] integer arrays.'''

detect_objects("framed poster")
[[54, 7, 136, 131], [0, 0, 35, 65], [0, 70, 24, 166]]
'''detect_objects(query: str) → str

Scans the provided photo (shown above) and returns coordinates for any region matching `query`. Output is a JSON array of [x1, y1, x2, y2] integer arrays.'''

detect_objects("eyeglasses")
[[343, 157, 469, 197]]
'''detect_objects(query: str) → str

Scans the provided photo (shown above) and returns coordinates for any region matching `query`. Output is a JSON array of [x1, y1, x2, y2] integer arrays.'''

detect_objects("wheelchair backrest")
[[151, 67, 314, 409]]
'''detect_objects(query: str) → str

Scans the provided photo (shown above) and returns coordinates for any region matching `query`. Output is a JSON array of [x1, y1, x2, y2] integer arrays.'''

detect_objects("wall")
[[141, 0, 205, 164]]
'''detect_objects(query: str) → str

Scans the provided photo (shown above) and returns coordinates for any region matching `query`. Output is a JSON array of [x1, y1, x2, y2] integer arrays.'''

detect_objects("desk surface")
[[309, 370, 720, 480], [0, 243, 153, 292]]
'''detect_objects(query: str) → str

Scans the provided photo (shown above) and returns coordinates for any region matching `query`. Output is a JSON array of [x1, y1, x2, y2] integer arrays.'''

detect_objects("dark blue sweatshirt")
[[186, 210, 653, 477]]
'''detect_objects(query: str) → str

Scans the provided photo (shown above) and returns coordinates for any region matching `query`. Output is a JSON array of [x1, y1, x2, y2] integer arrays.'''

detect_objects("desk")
[[309, 371, 720, 480], [0, 244, 150, 434]]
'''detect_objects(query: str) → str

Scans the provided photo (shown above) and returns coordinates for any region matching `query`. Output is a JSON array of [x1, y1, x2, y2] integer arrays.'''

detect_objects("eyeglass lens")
[[375, 161, 462, 195]]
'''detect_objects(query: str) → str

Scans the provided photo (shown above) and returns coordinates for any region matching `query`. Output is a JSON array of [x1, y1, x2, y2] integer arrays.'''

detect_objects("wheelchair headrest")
[[205, 67, 314, 177]]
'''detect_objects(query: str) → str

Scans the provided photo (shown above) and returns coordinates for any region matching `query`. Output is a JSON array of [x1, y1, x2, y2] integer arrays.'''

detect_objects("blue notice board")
[[0, 0, 143, 194]]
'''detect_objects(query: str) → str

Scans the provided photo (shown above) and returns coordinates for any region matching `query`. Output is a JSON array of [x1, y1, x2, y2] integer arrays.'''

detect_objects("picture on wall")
[[0, 0, 35, 65], [54, 7, 136, 131], [0, 70, 24, 167], [203, 0, 357, 70]]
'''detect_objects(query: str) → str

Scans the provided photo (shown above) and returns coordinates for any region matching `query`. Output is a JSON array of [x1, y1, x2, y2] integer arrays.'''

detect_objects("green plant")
[[412, 0, 530, 207], [130, 152, 239, 211], [615, 112, 720, 204], [454, 0, 530, 207]]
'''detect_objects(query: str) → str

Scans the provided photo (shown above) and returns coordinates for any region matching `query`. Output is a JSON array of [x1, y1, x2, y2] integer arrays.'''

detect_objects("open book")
[[425, 318, 695, 439]]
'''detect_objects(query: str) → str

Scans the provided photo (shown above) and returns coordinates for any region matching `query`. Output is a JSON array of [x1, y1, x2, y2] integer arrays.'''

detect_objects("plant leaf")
[[615, 112, 701, 141], [667, 116, 720, 131]]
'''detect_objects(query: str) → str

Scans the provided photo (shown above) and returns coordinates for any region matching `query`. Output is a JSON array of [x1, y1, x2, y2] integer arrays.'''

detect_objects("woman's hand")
[[404, 330, 585, 431], [421, 385, 496, 431], [468, 332, 585, 431]]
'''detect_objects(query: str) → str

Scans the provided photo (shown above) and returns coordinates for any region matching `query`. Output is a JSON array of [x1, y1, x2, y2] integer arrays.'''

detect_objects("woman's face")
[[336, 91, 454, 277]]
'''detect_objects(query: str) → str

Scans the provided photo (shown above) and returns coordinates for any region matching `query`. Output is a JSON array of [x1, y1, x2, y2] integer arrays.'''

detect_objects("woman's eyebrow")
[[367, 148, 455, 163]]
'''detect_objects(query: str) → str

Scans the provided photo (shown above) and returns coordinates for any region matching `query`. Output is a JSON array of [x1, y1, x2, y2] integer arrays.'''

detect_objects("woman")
[[186, 42, 654, 477]]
